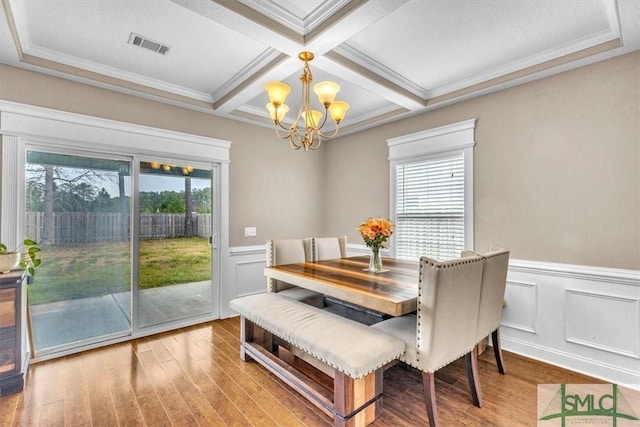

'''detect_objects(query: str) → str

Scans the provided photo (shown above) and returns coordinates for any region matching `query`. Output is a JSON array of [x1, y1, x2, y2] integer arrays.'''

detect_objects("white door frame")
[[0, 101, 231, 359]]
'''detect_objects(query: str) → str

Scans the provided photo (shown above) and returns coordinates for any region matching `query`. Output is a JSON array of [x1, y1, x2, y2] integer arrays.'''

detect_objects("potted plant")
[[0, 239, 41, 275]]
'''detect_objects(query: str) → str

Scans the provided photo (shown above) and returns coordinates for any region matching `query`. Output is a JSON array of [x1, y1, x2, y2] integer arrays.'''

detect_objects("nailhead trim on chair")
[[414, 256, 485, 371], [311, 240, 317, 262], [266, 240, 276, 292], [421, 257, 485, 267]]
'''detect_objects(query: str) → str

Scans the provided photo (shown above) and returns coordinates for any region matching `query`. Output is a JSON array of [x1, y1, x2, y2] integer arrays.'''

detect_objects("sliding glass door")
[[25, 150, 132, 355], [137, 161, 213, 328], [25, 150, 217, 357]]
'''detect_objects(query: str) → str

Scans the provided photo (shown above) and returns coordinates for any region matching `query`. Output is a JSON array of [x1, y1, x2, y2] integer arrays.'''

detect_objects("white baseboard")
[[502, 335, 640, 390]]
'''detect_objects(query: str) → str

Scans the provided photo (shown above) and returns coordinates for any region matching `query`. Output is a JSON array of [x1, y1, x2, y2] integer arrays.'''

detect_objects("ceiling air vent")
[[128, 33, 170, 56]]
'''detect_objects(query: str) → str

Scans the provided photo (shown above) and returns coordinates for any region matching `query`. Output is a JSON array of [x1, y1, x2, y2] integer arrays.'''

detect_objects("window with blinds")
[[395, 153, 465, 261]]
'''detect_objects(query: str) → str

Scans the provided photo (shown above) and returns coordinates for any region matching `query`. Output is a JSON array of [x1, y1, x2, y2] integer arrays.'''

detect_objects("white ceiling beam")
[[302, 0, 410, 55], [170, 0, 302, 54], [189, 0, 412, 115], [313, 53, 426, 110]]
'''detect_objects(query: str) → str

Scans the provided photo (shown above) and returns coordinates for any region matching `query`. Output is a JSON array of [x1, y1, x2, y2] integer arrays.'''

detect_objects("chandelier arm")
[[316, 107, 330, 131], [317, 123, 340, 139], [270, 103, 294, 133], [273, 116, 288, 131], [304, 60, 321, 132], [273, 123, 295, 140], [286, 83, 306, 132], [278, 67, 310, 147], [288, 127, 307, 149], [289, 135, 303, 150], [291, 100, 305, 130], [309, 132, 322, 150]]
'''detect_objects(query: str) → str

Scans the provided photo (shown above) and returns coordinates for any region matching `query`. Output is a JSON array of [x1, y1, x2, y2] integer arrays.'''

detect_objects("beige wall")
[[2, 51, 639, 269], [322, 51, 640, 270], [0, 64, 325, 246]]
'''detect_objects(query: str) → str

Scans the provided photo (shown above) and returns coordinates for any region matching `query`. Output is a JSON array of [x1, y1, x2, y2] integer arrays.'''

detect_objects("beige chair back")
[[313, 236, 347, 261], [266, 238, 313, 292], [416, 255, 485, 373], [473, 247, 510, 343]]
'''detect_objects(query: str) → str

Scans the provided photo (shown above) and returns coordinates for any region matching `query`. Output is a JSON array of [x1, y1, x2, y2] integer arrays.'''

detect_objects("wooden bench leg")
[[240, 317, 275, 361], [333, 369, 383, 427], [239, 316, 253, 361], [238, 316, 387, 427]]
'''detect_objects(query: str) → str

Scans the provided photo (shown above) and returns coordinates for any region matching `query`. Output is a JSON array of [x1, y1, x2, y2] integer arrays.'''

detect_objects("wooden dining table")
[[264, 255, 419, 317]]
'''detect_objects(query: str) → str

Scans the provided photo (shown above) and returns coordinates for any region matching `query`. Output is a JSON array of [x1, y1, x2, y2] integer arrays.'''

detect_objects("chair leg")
[[421, 371, 438, 427], [492, 328, 507, 374], [465, 349, 483, 408]]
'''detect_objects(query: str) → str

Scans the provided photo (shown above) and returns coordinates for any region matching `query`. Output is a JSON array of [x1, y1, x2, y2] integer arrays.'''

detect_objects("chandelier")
[[265, 51, 350, 151]]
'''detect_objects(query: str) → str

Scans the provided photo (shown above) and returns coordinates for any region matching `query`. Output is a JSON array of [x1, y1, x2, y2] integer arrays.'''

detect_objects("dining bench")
[[229, 292, 405, 427]]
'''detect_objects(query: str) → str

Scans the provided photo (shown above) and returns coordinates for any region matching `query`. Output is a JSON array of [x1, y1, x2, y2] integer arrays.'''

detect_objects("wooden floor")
[[1, 317, 602, 426]]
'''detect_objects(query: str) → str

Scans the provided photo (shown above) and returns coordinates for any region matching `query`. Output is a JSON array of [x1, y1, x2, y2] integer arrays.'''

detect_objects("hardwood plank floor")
[[1, 317, 603, 426]]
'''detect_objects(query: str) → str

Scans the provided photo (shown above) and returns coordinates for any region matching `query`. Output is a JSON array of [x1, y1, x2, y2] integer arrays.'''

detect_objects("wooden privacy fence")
[[25, 212, 212, 243]]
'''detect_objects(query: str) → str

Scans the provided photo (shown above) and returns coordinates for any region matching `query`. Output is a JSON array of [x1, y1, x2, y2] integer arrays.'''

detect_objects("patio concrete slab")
[[29, 294, 130, 349], [29, 281, 212, 351]]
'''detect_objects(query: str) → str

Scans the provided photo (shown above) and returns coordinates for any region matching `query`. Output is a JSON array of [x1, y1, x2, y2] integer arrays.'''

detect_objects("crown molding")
[[430, 30, 621, 99], [22, 45, 212, 103]]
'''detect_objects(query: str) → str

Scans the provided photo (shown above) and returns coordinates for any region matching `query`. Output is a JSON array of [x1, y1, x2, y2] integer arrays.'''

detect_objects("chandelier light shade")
[[265, 81, 291, 106], [265, 51, 350, 151], [313, 81, 339, 105]]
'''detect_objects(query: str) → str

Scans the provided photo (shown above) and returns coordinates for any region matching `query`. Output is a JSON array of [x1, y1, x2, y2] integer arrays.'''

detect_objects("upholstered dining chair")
[[265, 238, 325, 308], [313, 235, 347, 261], [371, 255, 485, 427], [463, 246, 510, 374]]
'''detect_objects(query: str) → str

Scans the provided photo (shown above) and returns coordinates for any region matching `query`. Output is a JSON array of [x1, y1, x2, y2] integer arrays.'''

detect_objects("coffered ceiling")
[[1, 0, 639, 136]]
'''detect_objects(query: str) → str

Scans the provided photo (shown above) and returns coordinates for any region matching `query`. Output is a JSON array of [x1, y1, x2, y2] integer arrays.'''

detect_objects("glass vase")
[[368, 246, 383, 273]]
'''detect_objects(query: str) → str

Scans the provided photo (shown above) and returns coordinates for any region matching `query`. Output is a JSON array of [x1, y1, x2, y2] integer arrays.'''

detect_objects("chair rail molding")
[[508, 258, 640, 285]]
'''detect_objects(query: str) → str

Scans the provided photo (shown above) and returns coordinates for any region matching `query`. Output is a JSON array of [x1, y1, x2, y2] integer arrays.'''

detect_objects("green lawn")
[[27, 237, 211, 305]]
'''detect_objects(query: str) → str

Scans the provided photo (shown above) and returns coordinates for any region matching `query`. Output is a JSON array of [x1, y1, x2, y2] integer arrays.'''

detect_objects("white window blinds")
[[395, 153, 465, 261]]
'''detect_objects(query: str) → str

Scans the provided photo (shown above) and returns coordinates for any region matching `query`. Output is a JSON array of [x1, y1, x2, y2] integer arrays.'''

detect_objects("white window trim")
[[387, 119, 476, 258]]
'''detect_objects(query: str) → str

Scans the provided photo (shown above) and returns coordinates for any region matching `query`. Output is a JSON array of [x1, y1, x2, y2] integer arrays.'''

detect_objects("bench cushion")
[[230, 293, 405, 379]]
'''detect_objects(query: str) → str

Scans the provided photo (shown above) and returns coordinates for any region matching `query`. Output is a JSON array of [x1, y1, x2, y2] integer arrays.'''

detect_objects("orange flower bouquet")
[[358, 217, 394, 249], [358, 217, 394, 272]]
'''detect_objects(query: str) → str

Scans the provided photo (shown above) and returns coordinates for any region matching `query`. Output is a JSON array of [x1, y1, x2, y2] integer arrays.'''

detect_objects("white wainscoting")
[[221, 245, 268, 318], [503, 259, 640, 389], [223, 245, 640, 387]]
